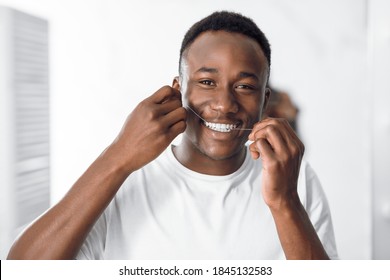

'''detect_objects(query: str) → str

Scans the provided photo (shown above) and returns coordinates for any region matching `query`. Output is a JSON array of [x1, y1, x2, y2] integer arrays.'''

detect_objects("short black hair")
[[179, 11, 271, 75]]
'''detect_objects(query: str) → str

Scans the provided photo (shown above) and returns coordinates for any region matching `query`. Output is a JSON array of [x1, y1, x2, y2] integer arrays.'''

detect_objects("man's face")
[[179, 31, 269, 161]]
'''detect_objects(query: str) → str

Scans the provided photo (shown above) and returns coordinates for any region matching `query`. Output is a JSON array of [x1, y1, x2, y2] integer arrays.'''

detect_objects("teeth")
[[204, 121, 238, 132]]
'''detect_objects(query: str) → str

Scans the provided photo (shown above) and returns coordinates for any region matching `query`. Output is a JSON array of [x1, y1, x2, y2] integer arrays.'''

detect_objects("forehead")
[[183, 31, 268, 76]]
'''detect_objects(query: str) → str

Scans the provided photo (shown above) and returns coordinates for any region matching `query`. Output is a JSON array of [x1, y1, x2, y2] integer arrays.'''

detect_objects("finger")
[[166, 119, 187, 140], [256, 138, 275, 160], [161, 106, 187, 127], [249, 118, 277, 140], [266, 118, 304, 157], [280, 120, 305, 154], [158, 98, 182, 115], [250, 118, 302, 154], [249, 142, 260, 159], [150, 86, 181, 104], [249, 138, 275, 161], [251, 124, 289, 153]]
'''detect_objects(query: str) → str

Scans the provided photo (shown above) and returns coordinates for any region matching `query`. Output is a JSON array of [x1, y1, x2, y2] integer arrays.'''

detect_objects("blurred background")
[[0, 0, 389, 260]]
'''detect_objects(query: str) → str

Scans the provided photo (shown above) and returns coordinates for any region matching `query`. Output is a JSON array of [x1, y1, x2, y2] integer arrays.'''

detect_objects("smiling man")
[[174, 30, 268, 174], [8, 11, 338, 260]]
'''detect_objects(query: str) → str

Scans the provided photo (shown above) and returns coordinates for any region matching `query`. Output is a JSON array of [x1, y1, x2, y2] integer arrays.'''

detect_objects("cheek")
[[186, 85, 212, 107], [241, 97, 263, 122]]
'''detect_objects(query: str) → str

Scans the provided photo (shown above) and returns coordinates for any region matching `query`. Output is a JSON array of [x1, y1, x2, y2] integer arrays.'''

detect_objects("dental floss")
[[233, 127, 253, 131], [187, 106, 206, 122], [233, 128, 253, 131], [186, 106, 253, 131]]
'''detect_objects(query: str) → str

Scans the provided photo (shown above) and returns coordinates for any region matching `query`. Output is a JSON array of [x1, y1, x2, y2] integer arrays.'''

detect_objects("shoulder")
[[298, 159, 317, 182], [113, 146, 173, 200], [297, 160, 339, 259], [297, 159, 328, 209]]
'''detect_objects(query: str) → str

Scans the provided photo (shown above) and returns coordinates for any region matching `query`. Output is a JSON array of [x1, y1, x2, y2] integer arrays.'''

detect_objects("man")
[[7, 11, 338, 260]]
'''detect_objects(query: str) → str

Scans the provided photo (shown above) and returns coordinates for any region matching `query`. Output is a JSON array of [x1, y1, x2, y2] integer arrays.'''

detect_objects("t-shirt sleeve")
[[75, 212, 107, 260], [298, 161, 339, 260]]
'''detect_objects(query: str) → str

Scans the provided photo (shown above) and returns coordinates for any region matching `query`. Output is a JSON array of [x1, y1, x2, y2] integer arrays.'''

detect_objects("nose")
[[211, 86, 239, 115]]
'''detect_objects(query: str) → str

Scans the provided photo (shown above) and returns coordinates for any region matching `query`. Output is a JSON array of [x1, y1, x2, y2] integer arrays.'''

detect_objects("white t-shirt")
[[77, 146, 338, 260]]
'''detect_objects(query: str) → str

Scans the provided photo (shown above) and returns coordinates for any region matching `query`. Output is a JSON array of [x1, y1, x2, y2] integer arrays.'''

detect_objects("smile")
[[204, 121, 238, 133]]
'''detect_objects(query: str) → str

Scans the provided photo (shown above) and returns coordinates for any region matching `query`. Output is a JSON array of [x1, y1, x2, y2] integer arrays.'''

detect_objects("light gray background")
[[1, 0, 389, 259]]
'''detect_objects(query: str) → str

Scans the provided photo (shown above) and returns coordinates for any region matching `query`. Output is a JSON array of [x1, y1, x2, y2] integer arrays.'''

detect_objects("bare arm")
[[249, 118, 329, 259], [7, 147, 129, 259], [268, 196, 329, 259], [7, 86, 186, 259]]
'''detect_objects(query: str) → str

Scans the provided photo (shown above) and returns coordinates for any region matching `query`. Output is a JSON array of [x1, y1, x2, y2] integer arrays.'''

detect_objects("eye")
[[199, 80, 215, 86], [236, 84, 256, 91]]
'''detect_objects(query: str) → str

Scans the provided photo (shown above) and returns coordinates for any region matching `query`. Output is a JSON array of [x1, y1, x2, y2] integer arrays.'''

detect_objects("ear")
[[262, 87, 271, 111], [172, 76, 180, 91]]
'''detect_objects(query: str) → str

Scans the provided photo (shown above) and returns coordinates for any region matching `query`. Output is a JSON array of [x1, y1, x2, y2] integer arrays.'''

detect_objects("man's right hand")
[[6, 85, 187, 260], [108, 86, 187, 175]]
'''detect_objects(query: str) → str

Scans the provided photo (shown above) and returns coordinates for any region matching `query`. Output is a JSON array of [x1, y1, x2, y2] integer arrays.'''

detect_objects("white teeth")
[[204, 121, 238, 132]]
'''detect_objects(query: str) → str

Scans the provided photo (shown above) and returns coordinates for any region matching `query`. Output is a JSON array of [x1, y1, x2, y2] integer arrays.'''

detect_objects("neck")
[[172, 140, 247, 176]]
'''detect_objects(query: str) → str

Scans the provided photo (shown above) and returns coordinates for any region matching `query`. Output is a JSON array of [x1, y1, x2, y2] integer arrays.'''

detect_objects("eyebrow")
[[238, 72, 259, 81], [195, 67, 218, 74], [194, 67, 260, 81]]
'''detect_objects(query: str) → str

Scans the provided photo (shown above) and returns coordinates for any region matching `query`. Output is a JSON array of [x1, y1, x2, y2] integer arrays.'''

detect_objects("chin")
[[196, 142, 246, 161]]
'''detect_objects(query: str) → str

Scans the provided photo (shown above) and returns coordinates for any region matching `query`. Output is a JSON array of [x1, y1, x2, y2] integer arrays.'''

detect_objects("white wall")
[[369, 0, 390, 259], [0, 0, 376, 259]]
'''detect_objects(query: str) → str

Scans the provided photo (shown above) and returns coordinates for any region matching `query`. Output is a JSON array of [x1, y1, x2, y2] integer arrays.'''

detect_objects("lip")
[[186, 106, 244, 135]]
